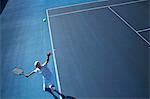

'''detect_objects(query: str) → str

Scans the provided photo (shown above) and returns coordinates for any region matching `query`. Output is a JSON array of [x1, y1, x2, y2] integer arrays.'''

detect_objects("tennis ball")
[[42, 18, 46, 22]]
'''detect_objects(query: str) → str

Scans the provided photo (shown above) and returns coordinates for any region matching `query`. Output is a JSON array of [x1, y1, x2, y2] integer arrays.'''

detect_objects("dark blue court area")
[[1, 0, 150, 99]]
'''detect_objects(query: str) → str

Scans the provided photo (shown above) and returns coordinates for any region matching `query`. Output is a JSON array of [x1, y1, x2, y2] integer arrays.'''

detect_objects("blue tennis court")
[[0, 0, 149, 99]]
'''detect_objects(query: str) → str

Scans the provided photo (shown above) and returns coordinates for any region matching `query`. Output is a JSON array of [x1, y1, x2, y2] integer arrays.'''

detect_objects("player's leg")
[[43, 77, 58, 99], [49, 85, 65, 98], [45, 88, 58, 99]]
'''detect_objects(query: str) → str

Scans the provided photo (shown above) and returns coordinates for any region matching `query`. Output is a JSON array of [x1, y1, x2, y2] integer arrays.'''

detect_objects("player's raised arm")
[[44, 51, 51, 65]]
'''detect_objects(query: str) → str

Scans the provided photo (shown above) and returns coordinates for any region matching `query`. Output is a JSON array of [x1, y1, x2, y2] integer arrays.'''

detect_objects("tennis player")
[[25, 51, 65, 99]]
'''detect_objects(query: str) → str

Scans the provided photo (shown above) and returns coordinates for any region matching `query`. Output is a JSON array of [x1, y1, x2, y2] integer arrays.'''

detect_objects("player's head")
[[34, 61, 41, 68]]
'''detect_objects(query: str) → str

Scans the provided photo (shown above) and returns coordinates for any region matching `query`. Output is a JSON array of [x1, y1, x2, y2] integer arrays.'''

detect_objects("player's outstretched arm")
[[24, 71, 35, 78]]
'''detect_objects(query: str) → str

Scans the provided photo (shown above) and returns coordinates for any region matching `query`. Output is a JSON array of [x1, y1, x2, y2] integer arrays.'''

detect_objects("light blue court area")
[[1, 0, 107, 99]]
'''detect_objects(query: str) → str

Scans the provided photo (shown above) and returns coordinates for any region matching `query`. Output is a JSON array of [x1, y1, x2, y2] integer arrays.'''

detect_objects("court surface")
[[1, 0, 107, 99], [1, 0, 149, 99], [47, 0, 150, 98]]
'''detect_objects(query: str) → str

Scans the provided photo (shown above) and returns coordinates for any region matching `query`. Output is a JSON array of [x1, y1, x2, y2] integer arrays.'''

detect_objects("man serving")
[[25, 51, 65, 99]]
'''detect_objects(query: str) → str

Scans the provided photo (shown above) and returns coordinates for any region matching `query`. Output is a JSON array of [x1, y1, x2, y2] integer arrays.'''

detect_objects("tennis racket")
[[12, 67, 24, 75]]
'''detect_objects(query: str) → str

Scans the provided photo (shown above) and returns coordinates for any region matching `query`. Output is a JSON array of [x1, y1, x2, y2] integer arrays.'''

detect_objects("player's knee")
[[49, 84, 56, 90]]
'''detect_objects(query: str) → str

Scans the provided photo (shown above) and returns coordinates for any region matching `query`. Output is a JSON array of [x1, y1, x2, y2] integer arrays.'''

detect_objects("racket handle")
[[22, 73, 28, 77]]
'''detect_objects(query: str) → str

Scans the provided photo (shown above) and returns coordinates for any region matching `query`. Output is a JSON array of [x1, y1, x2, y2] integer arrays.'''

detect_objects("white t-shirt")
[[34, 63, 54, 85]]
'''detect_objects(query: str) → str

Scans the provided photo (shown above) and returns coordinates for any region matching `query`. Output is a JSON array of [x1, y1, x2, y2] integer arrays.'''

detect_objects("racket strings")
[[13, 68, 24, 75]]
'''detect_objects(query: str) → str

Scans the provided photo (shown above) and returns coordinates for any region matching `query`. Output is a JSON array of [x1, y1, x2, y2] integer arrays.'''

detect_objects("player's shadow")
[[63, 96, 77, 99]]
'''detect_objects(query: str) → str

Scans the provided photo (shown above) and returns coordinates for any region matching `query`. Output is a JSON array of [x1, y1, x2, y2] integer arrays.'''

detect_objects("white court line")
[[49, 0, 147, 17], [47, 0, 108, 11], [46, 10, 62, 99], [110, 0, 147, 7], [108, 7, 150, 46], [137, 28, 150, 33]]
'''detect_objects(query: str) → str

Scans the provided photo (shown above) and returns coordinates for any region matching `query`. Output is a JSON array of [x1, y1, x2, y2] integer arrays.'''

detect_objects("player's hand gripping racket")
[[12, 67, 25, 76]]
